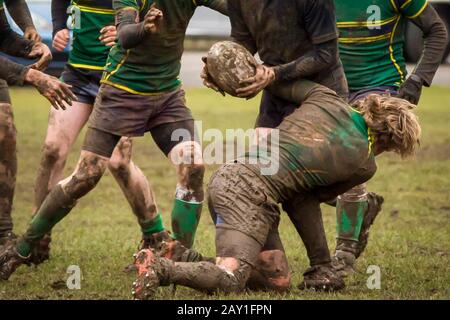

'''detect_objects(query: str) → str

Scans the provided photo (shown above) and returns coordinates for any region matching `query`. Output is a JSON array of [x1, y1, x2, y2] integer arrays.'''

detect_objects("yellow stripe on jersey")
[[388, 16, 405, 81], [100, 80, 177, 96], [406, 0, 428, 18], [104, 50, 130, 82], [390, 0, 400, 13], [337, 15, 398, 28], [339, 33, 392, 44], [401, 0, 413, 9], [69, 63, 105, 71], [78, 5, 115, 15]]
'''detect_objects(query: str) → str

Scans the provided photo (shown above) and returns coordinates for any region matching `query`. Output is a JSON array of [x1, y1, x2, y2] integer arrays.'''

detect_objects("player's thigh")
[[45, 101, 93, 147], [150, 120, 202, 165]]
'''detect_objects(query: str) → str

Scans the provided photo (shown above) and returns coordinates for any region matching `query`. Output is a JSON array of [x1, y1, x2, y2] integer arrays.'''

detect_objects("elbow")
[[117, 31, 132, 50]]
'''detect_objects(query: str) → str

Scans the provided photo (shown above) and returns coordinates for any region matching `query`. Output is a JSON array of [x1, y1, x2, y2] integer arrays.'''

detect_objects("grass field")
[[0, 86, 449, 300]]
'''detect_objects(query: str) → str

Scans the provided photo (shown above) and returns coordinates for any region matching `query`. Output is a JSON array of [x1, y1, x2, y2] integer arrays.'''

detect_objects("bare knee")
[[247, 250, 291, 293], [109, 137, 132, 170], [60, 152, 108, 199], [41, 141, 69, 169]]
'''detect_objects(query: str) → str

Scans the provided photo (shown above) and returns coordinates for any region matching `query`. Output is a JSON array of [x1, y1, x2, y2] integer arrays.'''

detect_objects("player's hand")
[[99, 25, 117, 47], [28, 42, 53, 71], [25, 69, 77, 110], [23, 27, 42, 42], [52, 29, 70, 52], [143, 3, 163, 34], [201, 56, 225, 96], [398, 75, 423, 105], [236, 64, 275, 99]]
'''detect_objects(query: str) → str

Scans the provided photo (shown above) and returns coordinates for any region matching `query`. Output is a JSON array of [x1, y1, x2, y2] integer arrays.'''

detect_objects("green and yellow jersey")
[[69, 0, 115, 70], [335, 0, 429, 91], [102, 0, 227, 95]]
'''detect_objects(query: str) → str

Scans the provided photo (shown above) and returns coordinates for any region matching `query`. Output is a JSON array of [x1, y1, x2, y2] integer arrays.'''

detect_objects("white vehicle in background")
[[405, 0, 450, 63]]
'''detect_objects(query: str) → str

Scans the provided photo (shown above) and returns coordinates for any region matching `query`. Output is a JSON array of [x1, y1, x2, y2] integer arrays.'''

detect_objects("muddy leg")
[[0, 102, 16, 242], [168, 141, 205, 248], [15, 151, 109, 257], [108, 137, 160, 235], [33, 102, 93, 213]]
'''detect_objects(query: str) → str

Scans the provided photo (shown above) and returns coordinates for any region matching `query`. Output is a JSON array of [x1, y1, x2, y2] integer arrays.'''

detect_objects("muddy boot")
[[29, 234, 51, 266], [0, 240, 30, 280], [332, 243, 357, 278], [132, 249, 172, 300], [0, 232, 16, 247], [158, 239, 211, 263], [124, 230, 173, 273], [298, 264, 345, 292], [356, 192, 384, 258]]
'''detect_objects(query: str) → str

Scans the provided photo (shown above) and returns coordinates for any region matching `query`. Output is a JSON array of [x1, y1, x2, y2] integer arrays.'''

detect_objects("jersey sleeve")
[[196, 0, 228, 16], [113, 0, 139, 12], [395, 0, 428, 18], [303, 0, 338, 44], [228, 0, 257, 54]]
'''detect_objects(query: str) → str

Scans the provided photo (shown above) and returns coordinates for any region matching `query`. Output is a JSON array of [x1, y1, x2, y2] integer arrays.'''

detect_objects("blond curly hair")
[[353, 94, 422, 158]]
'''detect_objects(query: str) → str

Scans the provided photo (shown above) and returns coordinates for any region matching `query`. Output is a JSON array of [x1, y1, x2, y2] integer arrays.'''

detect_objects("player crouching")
[[130, 78, 421, 299]]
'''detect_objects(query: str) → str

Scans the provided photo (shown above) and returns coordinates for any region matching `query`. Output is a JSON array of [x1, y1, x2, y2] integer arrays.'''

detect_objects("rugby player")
[[30, 0, 160, 265], [0, 0, 74, 246], [202, 0, 348, 285], [332, 0, 448, 274], [130, 79, 421, 299], [0, 0, 228, 280]]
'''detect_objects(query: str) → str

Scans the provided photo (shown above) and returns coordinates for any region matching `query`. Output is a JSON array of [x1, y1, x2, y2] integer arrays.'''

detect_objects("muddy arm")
[[408, 5, 448, 87]]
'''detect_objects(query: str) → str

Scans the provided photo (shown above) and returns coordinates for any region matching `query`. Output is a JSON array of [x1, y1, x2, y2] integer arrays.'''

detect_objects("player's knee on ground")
[[247, 250, 291, 293], [108, 137, 132, 175], [60, 152, 108, 199]]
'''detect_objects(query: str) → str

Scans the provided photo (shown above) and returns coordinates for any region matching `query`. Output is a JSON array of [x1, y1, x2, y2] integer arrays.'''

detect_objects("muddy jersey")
[[228, 0, 346, 95], [102, 0, 227, 95], [335, 0, 428, 91], [238, 82, 377, 203]]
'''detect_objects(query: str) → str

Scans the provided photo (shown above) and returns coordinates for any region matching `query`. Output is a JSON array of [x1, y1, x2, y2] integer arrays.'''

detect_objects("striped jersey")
[[68, 0, 114, 70], [335, 0, 429, 91]]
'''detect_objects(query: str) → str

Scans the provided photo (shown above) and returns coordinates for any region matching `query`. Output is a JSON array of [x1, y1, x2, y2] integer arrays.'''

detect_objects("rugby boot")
[[0, 240, 30, 280], [298, 263, 345, 292], [124, 230, 173, 273], [132, 249, 173, 300], [0, 232, 17, 247], [29, 234, 52, 266]]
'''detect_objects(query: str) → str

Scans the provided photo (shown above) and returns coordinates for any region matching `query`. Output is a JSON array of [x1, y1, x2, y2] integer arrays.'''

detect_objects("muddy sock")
[[16, 185, 76, 257], [336, 199, 368, 247], [140, 213, 165, 237], [171, 199, 202, 248]]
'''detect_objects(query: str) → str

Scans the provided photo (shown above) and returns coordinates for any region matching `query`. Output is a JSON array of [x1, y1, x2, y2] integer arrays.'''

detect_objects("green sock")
[[16, 185, 75, 257], [140, 213, 165, 237], [336, 199, 368, 242], [171, 198, 202, 248]]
